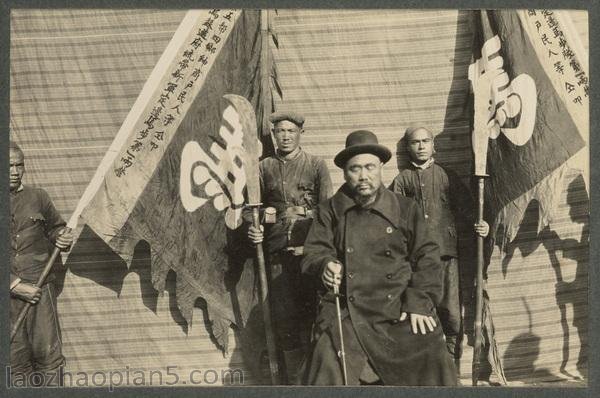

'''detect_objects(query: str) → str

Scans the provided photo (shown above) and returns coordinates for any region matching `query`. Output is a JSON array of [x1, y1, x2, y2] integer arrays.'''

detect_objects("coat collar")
[[410, 157, 435, 170], [10, 184, 24, 195], [274, 147, 303, 162], [332, 184, 400, 228]]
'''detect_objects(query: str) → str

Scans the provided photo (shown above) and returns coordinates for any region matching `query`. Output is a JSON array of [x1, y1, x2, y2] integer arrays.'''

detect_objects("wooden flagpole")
[[223, 94, 281, 385]]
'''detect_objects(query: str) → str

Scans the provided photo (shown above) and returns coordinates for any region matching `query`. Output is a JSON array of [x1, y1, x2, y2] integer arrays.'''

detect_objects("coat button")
[[386, 273, 392, 279], [386, 294, 393, 300], [385, 250, 392, 256], [386, 227, 393, 234], [348, 296, 355, 303], [391, 319, 399, 324], [348, 272, 354, 279], [347, 247, 354, 253], [424, 214, 429, 219]]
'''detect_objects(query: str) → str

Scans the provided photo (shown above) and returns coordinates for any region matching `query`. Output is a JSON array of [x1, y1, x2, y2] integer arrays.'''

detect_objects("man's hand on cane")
[[322, 261, 343, 289]]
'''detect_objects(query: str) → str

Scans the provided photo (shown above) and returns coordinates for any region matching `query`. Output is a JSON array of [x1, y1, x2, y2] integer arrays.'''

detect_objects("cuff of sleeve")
[[401, 287, 435, 316], [10, 277, 21, 291]]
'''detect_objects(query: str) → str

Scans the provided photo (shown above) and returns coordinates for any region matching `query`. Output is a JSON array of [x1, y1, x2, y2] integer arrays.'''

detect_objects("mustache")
[[352, 182, 375, 194]]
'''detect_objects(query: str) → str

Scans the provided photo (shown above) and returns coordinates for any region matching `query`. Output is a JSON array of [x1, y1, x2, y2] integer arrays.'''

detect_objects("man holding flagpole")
[[9, 140, 73, 386], [247, 111, 333, 383], [390, 127, 489, 369]]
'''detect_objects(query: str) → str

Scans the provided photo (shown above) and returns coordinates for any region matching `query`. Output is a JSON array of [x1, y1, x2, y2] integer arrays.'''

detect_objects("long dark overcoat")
[[301, 184, 457, 385]]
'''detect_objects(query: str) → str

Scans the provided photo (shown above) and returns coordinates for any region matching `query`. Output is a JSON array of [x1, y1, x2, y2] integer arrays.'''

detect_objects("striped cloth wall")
[[485, 170, 588, 384], [10, 10, 255, 386], [271, 9, 474, 187], [270, 9, 588, 385], [9, 8, 589, 387]]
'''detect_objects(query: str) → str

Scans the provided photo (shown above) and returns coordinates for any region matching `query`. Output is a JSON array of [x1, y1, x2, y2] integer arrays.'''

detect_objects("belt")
[[284, 206, 313, 220]]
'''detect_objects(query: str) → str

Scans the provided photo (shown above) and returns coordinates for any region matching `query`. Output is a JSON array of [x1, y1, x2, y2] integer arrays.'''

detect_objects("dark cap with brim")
[[269, 111, 305, 127], [334, 130, 392, 168]]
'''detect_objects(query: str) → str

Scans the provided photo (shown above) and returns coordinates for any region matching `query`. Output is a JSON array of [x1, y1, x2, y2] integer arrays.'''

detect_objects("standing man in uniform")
[[247, 111, 333, 383], [9, 140, 73, 386], [300, 130, 457, 385], [389, 126, 489, 366]]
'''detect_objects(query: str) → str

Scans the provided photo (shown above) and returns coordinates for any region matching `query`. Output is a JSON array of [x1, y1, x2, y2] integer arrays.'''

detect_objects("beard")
[[352, 183, 378, 207]]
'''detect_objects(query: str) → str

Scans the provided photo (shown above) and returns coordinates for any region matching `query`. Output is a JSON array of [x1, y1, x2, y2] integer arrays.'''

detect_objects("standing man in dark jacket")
[[9, 140, 73, 386], [247, 111, 333, 383], [300, 130, 457, 385], [390, 126, 489, 364]]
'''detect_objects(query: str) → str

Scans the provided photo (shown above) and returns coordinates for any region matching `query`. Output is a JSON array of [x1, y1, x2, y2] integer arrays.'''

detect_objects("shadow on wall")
[[53, 218, 268, 384], [499, 173, 588, 382], [54, 226, 189, 333], [501, 297, 556, 383]]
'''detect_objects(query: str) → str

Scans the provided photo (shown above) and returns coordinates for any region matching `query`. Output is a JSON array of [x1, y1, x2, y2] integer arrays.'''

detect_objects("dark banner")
[[81, 10, 263, 354], [468, 10, 586, 232]]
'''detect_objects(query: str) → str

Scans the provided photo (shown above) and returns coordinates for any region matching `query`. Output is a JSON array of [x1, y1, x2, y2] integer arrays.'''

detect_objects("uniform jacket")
[[259, 148, 332, 253], [302, 185, 455, 385], [10, 185, 66, 285], [390, 161, 475, 258]]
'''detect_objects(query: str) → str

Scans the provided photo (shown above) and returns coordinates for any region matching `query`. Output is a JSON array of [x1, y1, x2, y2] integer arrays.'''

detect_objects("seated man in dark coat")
[[300, 130, 457, 386]]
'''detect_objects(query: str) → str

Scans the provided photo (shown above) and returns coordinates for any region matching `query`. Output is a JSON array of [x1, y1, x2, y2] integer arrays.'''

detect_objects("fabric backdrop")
[[268, 9, 589, 385], [9, 8, 588, 386]]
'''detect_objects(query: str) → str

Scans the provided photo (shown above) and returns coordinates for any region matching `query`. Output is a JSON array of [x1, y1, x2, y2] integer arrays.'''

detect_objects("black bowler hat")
[[334, 130, 392, 168]]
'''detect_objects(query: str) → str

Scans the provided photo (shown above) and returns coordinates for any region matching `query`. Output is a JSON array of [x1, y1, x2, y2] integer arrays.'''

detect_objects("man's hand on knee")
[[11, 282, 42, 304], [400, 312, 437, 334]]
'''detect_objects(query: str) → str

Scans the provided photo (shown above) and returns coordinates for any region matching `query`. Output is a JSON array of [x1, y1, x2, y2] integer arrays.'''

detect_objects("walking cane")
[[333, 282, 348, 385]]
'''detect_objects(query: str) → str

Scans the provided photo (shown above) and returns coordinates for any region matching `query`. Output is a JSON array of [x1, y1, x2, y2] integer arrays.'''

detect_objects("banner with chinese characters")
[[468, 9, 586, 243], [518, 10, 589, 184], [467, 9, 588, 383], [82, 9, 241, 241], [79, 9, 264, 353]]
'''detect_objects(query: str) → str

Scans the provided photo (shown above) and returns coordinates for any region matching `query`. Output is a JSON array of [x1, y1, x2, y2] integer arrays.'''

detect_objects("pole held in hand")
[[10, 228, 71, 342], [333, 271, 348, 385]]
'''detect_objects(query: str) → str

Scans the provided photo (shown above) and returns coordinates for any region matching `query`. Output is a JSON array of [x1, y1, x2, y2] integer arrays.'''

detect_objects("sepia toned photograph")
[[4, 5, 590, 391]]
